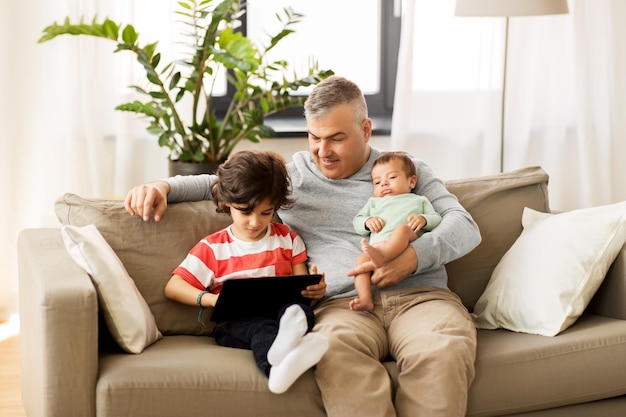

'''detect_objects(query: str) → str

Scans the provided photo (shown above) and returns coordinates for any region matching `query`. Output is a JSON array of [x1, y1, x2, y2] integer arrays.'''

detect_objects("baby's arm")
[[419, 198, 443, 231], [353, 198, 378, 235], [164, 274, 218, 308]]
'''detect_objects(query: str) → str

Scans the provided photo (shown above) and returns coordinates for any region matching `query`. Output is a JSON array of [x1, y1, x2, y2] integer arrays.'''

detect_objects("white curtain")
[[392, 0, 626, 212], [0, 0, 171, 319]]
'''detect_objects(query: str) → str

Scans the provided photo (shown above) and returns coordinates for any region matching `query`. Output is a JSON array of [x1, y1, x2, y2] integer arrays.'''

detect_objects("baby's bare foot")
[[361, 238, 385, 268], [349, 297, 374, 312]]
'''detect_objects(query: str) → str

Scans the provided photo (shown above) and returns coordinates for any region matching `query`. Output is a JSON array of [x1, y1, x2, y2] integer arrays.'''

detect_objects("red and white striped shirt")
[[173, 222, 307, 293]]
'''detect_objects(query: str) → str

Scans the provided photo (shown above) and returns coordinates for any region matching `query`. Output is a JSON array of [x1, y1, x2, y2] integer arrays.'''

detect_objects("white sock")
[[267, 304, 308, 366], [268, 332, 329, 394]]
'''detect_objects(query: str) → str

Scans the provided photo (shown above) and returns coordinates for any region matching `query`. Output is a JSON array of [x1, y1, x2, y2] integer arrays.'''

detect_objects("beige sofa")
[[18, 166, 626, 417]]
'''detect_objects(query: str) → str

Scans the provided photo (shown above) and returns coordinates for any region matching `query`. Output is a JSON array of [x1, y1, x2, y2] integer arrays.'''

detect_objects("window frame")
[[215, 1, 401, 134]]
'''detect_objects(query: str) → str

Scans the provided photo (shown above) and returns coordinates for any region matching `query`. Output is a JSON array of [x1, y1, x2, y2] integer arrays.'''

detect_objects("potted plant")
[[39, 0, 333, 174]]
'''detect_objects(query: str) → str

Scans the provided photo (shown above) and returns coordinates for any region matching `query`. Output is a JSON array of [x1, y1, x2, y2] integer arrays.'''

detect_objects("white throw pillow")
[[62, 224, 162, 353], [472, 202, 626, 336]]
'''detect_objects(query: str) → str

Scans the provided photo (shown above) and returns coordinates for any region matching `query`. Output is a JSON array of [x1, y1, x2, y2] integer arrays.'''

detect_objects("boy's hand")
[[302, 264, 326, 304]]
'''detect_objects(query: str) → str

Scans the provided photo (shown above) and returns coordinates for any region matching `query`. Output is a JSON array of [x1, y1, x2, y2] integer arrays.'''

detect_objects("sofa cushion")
[[55, 193, 233, 336], [472, 202, 626, 336], [61, 224, 162, 353], [444, 166, 550, 310], [468, 314, 626, 416], [97, 336, 326, 417]]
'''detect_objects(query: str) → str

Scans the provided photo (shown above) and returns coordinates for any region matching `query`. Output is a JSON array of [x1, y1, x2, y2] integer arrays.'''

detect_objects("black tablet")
[[210, 274, 323, 322]]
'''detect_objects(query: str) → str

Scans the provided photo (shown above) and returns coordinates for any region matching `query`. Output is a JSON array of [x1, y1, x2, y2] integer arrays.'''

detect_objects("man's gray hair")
[[304, 76, 369, 125]]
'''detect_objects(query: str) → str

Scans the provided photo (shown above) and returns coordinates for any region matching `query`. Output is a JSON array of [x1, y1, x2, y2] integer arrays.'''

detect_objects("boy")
[[164, 150, 328, 394], [350, 151, 442, 311]]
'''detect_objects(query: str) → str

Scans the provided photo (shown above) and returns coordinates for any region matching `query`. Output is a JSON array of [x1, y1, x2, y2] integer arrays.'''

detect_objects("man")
[[125, 76, 481, 416]]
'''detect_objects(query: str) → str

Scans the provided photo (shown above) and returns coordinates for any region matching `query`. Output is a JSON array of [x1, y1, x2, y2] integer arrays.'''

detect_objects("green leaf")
[[116, 100, 155, 117], [151, 53, 161, 68], [146, 72, 160, 85], [148, 123, 164, 135], [215, 27, 259, 72], [121, 24, 138, 44], [175, 88, 186, 102], [144, 42, 158, 59], [102, 19, 119, 40], [149, 91, 168, 99], [169, 72, 181, 90]]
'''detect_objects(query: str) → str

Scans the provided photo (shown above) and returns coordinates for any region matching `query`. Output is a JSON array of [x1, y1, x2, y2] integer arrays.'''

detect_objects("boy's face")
[[227, 198, 275, 241], [371, 159, 417, 198]]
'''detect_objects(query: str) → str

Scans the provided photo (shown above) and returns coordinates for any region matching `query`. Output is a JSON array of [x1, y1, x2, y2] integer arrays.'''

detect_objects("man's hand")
[[347, 247, 418, 288], [124, 180, 171, 222]]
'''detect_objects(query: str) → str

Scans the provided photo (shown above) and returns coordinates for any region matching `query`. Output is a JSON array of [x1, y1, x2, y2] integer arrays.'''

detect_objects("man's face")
[[306, 103, 372, 179]]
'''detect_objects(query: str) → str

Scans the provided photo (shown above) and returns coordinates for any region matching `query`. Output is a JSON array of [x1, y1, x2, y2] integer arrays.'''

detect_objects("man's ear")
[[362, 118, 373, 141]]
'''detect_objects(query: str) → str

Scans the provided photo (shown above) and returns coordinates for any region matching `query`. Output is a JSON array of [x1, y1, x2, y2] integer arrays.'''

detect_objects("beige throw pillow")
[[55, 193, 232, 336], [62, 224, 162, 353], [472, 201, 626, 336]]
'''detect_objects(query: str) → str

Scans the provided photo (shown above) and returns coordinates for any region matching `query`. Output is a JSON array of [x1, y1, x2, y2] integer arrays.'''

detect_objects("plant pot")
[[169, 160, 222, 176]]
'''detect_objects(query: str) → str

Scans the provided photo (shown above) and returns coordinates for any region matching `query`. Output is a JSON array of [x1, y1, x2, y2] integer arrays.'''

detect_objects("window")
[[245, 0, 401, 119], [119, 0, 401, 133]]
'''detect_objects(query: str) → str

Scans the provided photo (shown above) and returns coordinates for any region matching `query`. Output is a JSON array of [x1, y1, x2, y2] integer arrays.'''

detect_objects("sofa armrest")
[[18, 228, 98, 417], [587, 242, 626, 320]]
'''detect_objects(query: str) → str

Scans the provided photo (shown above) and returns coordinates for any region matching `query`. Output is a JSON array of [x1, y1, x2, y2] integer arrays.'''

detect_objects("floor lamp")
[[454, 0, 569, 172]]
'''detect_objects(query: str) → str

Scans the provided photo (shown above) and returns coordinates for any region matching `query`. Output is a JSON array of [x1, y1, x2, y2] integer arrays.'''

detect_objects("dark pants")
[[212, 303, 315, 376]]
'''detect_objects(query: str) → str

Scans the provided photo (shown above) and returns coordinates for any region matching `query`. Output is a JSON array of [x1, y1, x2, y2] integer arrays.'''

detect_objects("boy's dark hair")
[[211, 150, 294, 214], [372, 151, 417, 178]]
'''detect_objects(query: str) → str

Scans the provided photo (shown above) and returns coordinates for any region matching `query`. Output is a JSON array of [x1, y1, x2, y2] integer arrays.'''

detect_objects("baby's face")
[[371, 159, 416, 198]]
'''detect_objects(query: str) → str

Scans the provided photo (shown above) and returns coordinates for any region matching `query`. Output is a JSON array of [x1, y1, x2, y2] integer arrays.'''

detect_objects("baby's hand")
[[407, 215, 426, 233], [366, 216, 385, 233]]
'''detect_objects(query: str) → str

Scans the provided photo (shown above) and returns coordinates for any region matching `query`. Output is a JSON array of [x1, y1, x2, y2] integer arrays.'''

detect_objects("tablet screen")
[[210, 274, 323, 322]]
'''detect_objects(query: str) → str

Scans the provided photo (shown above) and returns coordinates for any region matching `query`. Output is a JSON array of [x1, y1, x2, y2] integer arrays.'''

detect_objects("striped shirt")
[[173, 222, 307, 293]]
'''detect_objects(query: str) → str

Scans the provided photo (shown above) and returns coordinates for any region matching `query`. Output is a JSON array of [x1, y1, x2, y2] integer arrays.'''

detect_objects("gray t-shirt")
[[166, 147, 481, 300]]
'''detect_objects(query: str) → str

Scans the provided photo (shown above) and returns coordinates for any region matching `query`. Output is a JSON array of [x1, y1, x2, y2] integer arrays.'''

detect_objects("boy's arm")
[[292, 263, 309, 275], [164, 275, 218, 308]]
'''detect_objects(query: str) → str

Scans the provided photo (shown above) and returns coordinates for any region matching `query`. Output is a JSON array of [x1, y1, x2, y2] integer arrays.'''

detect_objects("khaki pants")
[[313, 287, 477, 417]]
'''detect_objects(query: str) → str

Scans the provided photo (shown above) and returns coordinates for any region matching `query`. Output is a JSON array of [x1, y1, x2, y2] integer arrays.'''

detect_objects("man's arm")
[[124, 174, 217, 222], [409, 160, 481, 273], [124, 180, 171, 222], [165, 174, 216, 203]]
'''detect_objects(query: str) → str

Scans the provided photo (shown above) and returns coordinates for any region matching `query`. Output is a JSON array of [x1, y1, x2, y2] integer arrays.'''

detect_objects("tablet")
[[210, 274, 323, 323]]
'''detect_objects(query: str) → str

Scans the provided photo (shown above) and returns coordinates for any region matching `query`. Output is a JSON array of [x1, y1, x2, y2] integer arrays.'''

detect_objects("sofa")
[[17, 166, 626, 417]]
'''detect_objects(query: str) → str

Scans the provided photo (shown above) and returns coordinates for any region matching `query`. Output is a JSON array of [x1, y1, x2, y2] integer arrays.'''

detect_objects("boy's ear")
[[409, 175, 418, 188]]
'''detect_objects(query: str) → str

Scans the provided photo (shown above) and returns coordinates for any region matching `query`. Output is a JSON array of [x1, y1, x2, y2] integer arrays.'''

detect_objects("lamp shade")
[[455, 0, 569, 16]]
